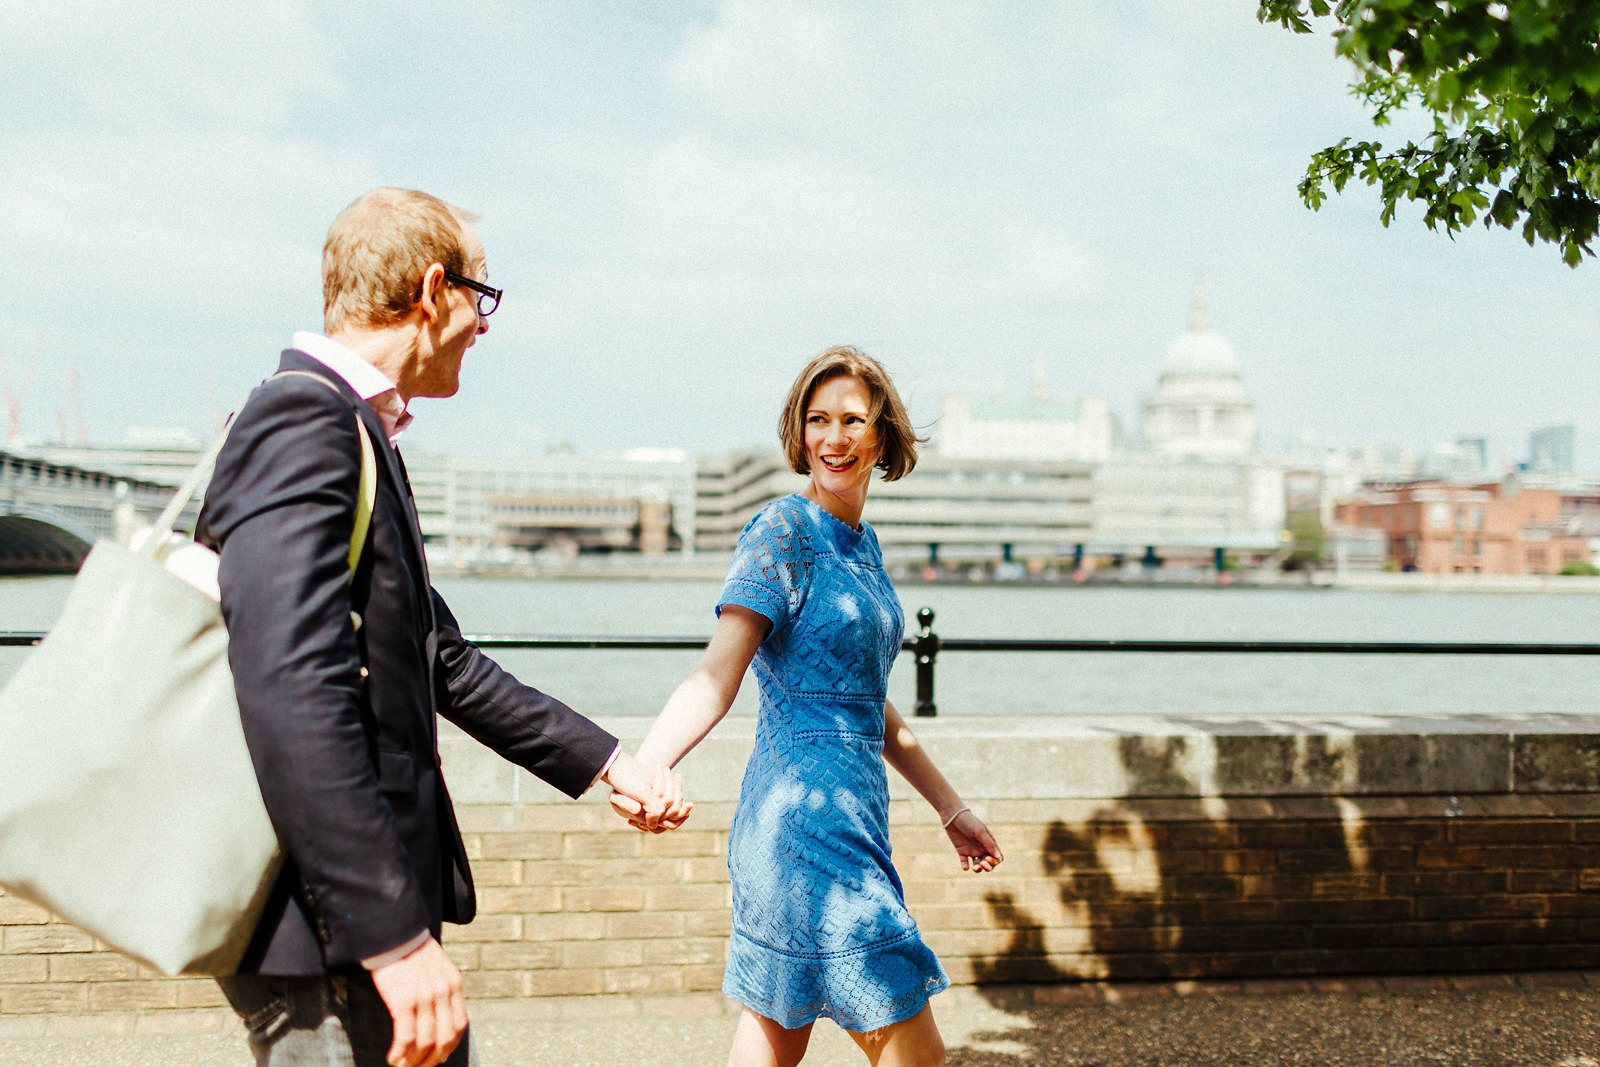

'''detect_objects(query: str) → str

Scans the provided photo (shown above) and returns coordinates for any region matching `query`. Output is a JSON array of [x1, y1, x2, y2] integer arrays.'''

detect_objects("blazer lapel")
[[276, 350, 430, 577]]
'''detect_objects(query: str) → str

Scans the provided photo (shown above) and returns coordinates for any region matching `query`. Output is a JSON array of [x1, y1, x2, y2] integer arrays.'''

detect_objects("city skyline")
[[5, 2, 1600, 468]]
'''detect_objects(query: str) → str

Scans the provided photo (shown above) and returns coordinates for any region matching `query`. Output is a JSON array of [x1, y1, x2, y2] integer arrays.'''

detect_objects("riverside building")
[[935, 361, 1116, 464], [1334, 479, 1591, 574], [693, 450, 1093, 568], [401, 449, 699, 564]]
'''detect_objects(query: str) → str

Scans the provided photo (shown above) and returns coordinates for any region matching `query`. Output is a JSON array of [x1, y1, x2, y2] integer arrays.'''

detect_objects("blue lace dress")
[[717, 494, 949, 1032]]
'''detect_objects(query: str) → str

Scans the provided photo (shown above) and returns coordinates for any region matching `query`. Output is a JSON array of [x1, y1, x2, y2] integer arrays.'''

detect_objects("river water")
[[2, 575, 1594, 718]]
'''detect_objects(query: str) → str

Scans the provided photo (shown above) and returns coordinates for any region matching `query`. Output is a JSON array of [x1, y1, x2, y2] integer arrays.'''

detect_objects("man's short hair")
[[778, 346, 922, 482], [323, 188, 476, 332]]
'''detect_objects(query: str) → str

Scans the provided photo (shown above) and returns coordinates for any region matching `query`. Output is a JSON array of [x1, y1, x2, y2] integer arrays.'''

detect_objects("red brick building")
[[1333, 480, 1589, 574]]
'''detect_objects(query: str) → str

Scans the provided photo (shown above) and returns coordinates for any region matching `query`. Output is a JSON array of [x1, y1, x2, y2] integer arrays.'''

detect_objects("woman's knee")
[[849, 1006, 945, 1067], [728, 1008, 811, 1067]]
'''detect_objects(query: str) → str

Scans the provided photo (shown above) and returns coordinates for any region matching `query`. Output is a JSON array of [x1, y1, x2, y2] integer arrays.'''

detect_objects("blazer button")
[[358, 666, 370, 679], [350, 611, 363, 632]]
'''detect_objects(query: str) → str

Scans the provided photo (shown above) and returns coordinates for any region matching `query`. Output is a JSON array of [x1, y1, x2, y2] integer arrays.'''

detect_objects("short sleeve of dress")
[[717, 500, 814, 637]]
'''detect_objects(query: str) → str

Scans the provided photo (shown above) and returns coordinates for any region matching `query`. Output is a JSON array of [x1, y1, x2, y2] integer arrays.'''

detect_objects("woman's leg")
[[728, 1006, 814, 1067], [844, 1003, 945, 1067]]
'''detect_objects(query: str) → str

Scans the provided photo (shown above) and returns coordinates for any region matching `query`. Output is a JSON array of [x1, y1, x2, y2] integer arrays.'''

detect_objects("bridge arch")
[[0, 506, 94, 575]]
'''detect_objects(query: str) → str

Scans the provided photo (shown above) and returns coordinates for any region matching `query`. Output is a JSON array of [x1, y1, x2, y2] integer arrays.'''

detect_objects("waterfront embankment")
[[4, 712, 1597, 1022], [427, 554, 1600, 593]]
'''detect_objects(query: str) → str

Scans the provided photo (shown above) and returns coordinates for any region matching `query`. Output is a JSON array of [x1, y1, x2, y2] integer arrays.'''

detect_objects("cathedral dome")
[[1161, 326, 1241, 377], [1142, 278, 1257, 460], [1157, 281, 1241, 377]]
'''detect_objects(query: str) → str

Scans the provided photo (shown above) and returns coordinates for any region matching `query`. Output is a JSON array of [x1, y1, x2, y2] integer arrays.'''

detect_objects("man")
[[199, 187, 684, 1067]]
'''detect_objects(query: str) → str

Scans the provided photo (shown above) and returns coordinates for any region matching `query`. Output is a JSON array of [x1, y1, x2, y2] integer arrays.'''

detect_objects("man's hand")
[[369, 937, 467, 1067], [604, 751, 691, 832]]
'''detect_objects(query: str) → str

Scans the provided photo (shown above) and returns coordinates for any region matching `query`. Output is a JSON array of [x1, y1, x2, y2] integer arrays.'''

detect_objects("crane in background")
[[55, 353, 87, 446], [1, 325, 45, 445]]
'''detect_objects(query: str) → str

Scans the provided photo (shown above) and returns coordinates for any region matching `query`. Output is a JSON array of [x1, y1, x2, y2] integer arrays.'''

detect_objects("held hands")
[[944, 809, 1003, 873], [604, 750, 692, 833], [369, 936, 467, 1067]]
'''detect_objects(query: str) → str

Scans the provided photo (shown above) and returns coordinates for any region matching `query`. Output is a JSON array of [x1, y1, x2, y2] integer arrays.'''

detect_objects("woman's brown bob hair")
[[778, 346, 924, 482]]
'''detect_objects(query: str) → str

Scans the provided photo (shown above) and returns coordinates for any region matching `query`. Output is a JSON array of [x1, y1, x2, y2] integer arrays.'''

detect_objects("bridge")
[[0, 451, 188, 574]]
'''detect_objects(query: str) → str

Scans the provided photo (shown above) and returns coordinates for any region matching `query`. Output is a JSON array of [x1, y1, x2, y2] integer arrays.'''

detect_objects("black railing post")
[[912, 607, 940, 717]]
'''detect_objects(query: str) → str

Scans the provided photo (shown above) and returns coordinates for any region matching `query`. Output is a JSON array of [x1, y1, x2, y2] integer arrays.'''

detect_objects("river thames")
[[2, 576, 1595, 718]]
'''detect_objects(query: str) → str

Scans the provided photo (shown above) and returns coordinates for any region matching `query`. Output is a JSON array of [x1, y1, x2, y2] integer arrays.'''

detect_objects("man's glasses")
[[443, 271, 502, 317]]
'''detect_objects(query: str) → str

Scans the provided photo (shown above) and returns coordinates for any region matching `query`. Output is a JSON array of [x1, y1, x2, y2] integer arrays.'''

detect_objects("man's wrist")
[[361, 929, 431, 971]]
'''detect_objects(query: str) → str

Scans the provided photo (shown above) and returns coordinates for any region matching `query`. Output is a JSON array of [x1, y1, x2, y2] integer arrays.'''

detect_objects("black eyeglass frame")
[[443, 271, 502, 317]]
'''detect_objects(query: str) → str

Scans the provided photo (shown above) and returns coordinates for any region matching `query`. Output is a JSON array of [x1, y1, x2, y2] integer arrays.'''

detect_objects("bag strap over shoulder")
[[268, 370, 378, 583], [144, 370, 379, 582]]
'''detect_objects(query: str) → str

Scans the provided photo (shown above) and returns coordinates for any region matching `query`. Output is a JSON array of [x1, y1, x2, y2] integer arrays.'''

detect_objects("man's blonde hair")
[[322, 188, 475, 332], [778, 346, 922, 482]]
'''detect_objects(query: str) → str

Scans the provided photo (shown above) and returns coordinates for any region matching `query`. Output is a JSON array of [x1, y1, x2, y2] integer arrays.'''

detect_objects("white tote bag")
[[0, 374, 374, 976]]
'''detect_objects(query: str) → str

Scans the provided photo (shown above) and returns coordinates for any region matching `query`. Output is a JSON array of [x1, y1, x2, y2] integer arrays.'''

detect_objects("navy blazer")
[[199, 350, 617, 974]]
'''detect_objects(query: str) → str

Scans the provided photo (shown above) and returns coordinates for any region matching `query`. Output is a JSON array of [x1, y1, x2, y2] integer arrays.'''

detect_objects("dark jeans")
[[216, 973, 477, 1067]]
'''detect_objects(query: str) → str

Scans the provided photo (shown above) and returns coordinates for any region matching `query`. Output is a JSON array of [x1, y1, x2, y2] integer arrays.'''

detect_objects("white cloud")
[[5, 127, 374, 320], [668, 0, 857, 126], [0, 0, 372, 347], [626, 136, 903, 267], [665, 0, 1020, 141], [1, 0, 343, 130], [984, 225, 1100, 302], [636, 2, 1110, 321], [601, 135, 1099, 317]]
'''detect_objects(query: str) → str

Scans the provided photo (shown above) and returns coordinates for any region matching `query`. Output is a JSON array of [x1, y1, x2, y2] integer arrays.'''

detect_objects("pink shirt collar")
[[291, 331, 413, 444]]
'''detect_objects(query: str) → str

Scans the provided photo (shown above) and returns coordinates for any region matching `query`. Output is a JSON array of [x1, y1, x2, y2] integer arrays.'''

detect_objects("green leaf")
[[1263, 0, 1600, 264]]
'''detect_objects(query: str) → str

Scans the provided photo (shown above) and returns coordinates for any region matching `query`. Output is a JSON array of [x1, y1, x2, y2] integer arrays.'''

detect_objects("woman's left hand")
[[945, 811, 1003, 872]]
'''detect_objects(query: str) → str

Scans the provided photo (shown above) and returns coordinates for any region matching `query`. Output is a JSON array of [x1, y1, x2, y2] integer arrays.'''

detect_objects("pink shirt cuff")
[[362, 929, 431, 971]]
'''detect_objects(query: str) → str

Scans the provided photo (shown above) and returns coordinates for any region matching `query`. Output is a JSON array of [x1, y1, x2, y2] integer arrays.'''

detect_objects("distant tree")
[[1283, 508, 1327, 570], [1258, 0, 1600, 265]]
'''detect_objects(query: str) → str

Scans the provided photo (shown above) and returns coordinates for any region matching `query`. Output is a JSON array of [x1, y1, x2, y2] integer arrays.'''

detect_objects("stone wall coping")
[[437, 714, 1600, 804], [448, 711, 1600, 741]]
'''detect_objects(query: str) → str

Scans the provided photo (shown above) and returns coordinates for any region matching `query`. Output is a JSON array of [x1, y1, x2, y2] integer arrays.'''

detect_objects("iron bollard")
[[912, 607, 940, 717]]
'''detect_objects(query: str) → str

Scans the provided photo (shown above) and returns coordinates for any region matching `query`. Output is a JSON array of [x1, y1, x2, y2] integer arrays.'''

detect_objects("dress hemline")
[[721, 971, 950, 1034]]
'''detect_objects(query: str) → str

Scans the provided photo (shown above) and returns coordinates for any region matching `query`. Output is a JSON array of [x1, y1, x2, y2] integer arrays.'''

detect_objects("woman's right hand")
[[945, 810, 1003, 872]]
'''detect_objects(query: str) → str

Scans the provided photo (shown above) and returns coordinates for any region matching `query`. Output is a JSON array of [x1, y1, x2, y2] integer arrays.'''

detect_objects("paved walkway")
[[0, 971, 1596, 1066]]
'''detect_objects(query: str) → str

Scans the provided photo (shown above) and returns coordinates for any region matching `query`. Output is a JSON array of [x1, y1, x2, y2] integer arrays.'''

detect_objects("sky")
[[4, 1, 1599, 469]]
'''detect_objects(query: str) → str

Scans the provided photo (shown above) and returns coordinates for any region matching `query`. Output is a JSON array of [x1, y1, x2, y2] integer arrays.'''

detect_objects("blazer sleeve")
[[207, 376, 429, 967], [430, 589, 618, 798]]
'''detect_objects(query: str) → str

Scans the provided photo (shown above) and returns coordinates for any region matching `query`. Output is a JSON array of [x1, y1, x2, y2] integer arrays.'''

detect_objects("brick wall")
[[3, 715, 1599, 1015]]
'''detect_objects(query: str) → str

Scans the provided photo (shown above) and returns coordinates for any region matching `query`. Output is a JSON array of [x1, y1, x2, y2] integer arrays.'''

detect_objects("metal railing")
[[8, 606, 1599, 716]]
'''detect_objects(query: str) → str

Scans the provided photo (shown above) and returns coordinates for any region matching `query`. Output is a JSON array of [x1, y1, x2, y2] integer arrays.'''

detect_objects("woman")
[[618, 346, 1002, 1067]]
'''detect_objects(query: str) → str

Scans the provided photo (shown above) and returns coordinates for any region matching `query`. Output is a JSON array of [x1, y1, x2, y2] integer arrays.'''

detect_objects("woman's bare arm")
[[881, 699, 1003, 872]]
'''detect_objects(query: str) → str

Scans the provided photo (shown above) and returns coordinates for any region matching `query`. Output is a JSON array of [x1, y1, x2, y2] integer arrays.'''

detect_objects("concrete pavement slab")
[[0, 974, 1595, 1066]]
